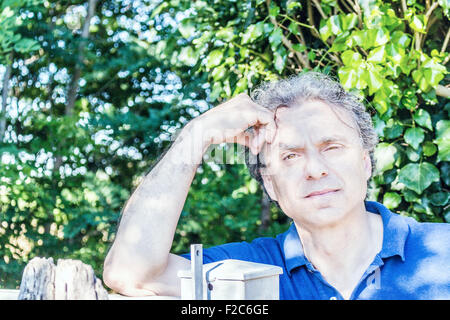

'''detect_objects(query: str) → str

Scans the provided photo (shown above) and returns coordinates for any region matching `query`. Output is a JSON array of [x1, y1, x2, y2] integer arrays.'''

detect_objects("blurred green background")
[[0, 0, 448, 289]]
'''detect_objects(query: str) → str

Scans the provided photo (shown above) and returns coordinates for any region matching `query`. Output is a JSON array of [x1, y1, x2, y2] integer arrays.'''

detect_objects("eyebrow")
[[278, 135, 348, 151]]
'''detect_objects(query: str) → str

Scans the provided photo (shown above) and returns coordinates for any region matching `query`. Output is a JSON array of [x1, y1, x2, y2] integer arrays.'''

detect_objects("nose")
[[304, 152, 329, 180]]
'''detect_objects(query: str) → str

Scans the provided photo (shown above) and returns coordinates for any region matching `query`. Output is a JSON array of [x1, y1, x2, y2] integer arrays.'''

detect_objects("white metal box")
[[177, 259, 283, 300]]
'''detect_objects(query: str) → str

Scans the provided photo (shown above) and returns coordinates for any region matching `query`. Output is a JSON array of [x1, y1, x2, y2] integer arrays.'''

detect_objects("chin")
[[286, 202, 347, 228]]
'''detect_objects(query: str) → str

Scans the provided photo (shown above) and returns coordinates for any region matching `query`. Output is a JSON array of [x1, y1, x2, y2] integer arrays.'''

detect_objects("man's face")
[[260, 99, 372, 228]]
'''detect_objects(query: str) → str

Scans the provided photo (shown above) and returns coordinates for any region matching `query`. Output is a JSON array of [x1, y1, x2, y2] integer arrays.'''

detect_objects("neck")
[[294, 202, 382, 273]]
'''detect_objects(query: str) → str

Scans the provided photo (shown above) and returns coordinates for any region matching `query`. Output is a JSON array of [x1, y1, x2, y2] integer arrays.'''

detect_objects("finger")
[[264, 120, 277, 144], [252, 107, 276, 144], [250, 126, 267, 155], [255, 127, 267, 155], [231, 130, 253, 148]]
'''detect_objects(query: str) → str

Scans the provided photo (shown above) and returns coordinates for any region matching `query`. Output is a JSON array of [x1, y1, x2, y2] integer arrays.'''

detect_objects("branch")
[[352, 0, 363, 28], [441, 28, 450, 54], [422, 13, 439, 47], [415, 0, 438, 51], [312, 0, 328, 20], [401, 0, 408, 16], [340, 0, 353, 14], [414, 32, 421, 51], [436, 85, 450, 99], [424, 1, 439, 21], [265, 0, 309, 69]]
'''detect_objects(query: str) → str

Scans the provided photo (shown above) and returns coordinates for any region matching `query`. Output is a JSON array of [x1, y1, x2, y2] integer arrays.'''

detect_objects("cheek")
[[335, 152, 369, 188]]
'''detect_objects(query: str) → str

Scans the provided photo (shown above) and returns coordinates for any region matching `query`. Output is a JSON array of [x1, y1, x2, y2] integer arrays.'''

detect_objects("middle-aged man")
[[103, 72, 450, 300]]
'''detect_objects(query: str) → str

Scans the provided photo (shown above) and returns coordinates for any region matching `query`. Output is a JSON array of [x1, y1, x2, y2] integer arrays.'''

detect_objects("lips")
[[305, 189, 339, 198]]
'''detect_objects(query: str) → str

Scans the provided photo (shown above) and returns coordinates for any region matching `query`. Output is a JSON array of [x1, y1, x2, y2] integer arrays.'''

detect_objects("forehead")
[[273, 100, 360, 148]]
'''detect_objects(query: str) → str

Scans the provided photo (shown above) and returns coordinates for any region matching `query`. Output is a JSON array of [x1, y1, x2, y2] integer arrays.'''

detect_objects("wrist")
[[182, 117, 212, 153], [178, 119, 211, 165]]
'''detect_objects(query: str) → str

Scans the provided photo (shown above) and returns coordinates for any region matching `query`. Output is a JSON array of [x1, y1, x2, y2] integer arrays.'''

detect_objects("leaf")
[[404, 127, 425, 150], [13, 38, 40, 53], [338, 66, 365, 90], [422, 141, 437, 156], [439, 0, 450, 18], [423, 68, 445, 88], [391, 30, 411, 48], [367, 45, 385, 63], [402, 189, 420, 203], [384, 119, 403, 139], [398, 162, 440, 194], [340, 13, 358, 31], [409, 15, 426, 33], [241, 22, 264, 44], [179, 46, 198, 66], [374, 143, 397, 173], [269, 3, 280, 17], [441, 162, 450, 187], [364, 64, 384, 95], [434, 120, 450, 162], [341, 50, 362, 66], [413, 109, 432, 130], [383, 192, 402, 209], [179, 19, 195, 39], [269, 28, 283, 50], [406, 147, 420, 162], [273, 49, 286, 73], [206, 49, 224, 69], [373, 28, 390, 47], [328, 15, 342, 35], [428, 192, 449, 206], [216, 27, 235, 41], [319, 19, 332, 42]]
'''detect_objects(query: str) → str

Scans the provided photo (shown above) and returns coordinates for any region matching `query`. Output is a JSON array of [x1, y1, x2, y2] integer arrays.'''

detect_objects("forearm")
[[105, 120, 209, 280]]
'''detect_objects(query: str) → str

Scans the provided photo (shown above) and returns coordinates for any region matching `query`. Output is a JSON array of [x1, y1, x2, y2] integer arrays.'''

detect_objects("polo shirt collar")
[[365, 200, 409, 261], [281, 200, 410, 276], [282, 223, 308, 276]]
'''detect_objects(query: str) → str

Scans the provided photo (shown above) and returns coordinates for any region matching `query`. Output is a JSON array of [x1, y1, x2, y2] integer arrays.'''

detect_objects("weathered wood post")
[[18, 257, 108, 300], [178, 251, 283, 300]]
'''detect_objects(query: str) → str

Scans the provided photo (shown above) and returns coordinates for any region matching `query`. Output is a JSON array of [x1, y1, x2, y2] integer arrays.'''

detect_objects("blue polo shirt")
[[181, 201, 450, 300]]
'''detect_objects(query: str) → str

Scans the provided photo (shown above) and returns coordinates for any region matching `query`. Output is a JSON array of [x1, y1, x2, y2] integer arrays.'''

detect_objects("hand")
[[191, 93, 277, 155]]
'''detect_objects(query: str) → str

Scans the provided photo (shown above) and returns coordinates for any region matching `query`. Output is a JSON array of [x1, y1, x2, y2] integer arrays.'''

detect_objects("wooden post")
[[18, 257, 108, 300], [190, 244, 203, 300]]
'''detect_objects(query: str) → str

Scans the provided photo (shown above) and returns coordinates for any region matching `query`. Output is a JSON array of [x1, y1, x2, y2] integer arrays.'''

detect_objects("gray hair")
[[244, 71, 379, 206]]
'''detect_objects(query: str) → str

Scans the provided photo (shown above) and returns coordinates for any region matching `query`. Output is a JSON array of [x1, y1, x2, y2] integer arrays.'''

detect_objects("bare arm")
[[103, 94, 276, 297]]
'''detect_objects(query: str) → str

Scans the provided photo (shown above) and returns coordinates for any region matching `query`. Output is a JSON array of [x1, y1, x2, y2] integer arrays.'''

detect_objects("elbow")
[[102, 266, 124, 294], [103, 265, 156, 297], [103, 258, 161, 297]]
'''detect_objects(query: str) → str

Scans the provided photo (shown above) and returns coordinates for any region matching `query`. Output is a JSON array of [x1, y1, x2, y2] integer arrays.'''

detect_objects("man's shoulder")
[[402, 215, 450, 259], [406, 216, 450, 238]]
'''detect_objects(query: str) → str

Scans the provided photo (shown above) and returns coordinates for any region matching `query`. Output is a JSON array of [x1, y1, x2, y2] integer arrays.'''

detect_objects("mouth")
[[305, 189, 340, 198]]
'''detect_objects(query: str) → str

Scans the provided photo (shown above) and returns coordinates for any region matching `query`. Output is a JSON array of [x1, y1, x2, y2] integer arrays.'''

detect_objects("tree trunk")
[[18, 257, 109, 300], [53, 0, 98, 177], [65, 0, 98, 116], [0, 53, 13, 141], [260, 192, 271, 232]]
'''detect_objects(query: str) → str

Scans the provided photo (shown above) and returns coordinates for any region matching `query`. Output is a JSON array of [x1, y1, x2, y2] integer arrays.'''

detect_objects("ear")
[[260, 169, 279, 202], [363, 150, 372, 180]]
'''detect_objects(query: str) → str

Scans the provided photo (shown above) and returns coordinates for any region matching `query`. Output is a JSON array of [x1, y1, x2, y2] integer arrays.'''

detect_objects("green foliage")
[[0, 0, 42, 63], [0, 0, 448, 289]]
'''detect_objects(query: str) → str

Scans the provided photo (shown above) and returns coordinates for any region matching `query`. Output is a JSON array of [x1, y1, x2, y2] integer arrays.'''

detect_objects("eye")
[[283, 153, 298, 160], [324, 145, 341, 152]]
